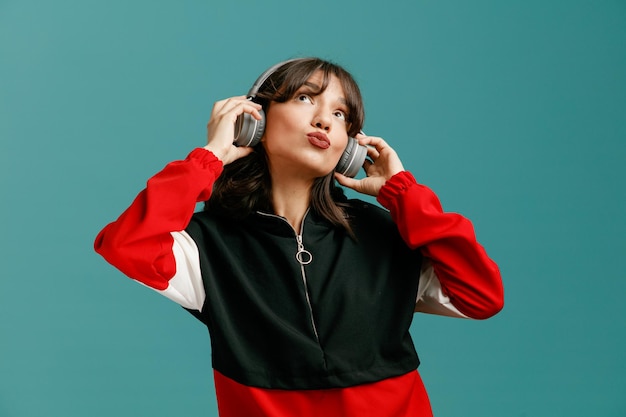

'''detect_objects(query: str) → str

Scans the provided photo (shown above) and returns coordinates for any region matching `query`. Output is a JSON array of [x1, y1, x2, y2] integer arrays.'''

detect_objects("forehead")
[[301, 71, 347, 101]]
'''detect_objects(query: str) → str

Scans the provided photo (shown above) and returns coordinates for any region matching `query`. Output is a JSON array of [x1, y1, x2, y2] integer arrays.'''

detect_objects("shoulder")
[[189, 210, 226, 227], [344, 198, 398, 238], [345, 198, 391, 221], [342, 198, 420, 263], [186, 210, 241, 241]]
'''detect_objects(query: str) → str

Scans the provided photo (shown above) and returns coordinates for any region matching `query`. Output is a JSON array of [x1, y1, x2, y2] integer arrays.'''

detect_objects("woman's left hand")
[[334, 133, 405, 197]]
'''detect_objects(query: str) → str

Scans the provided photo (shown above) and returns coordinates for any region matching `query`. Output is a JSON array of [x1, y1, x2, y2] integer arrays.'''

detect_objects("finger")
[[214, 96, 261, 117], [213, 101, 263, 124], [234, 145, 255, 158], [363, 158, 375, 171], [212, 96, 246, 114], [355, 133, 372, 148], [334, 172, 359, 190], [360, 135, 391, 154], [216, 97, 258, 115], [224, 102, 263, 121], [228, 100, 263, 120], [366, 145, 380, 161], [363, 159, 383, 179]]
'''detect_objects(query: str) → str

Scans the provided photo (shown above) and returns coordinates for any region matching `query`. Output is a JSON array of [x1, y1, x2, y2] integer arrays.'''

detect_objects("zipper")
[[257, 210, 320, 344]]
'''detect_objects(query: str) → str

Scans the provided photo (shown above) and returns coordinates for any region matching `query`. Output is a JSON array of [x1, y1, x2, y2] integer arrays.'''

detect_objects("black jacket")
[[186, 202, 423, 390]]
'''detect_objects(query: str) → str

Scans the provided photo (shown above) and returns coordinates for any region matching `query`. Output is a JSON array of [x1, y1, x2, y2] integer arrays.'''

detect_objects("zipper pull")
[[295, 234, 313, 265]]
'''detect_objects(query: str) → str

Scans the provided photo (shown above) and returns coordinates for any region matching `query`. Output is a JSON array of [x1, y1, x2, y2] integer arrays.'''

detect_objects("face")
[[262, 71, 350, 179]]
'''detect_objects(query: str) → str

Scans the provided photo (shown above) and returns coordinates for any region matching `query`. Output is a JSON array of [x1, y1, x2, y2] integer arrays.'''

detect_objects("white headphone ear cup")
[[234, 109, 265, 147], [335, 137, 367, 178]]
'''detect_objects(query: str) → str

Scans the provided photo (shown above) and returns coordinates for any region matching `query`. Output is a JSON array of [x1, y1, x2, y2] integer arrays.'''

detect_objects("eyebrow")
[[300, 82, 348, 106]]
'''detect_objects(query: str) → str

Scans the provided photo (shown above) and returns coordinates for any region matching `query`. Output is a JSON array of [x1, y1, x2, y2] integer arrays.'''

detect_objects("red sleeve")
[[94, 148, 223, 290], [377, 171, 504, 319]]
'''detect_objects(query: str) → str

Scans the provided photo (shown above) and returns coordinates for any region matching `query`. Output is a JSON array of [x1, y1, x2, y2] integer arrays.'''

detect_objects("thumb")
[[233, 146, 255, 161], [334, 172, 360, 191], [220, 145, 255, 165]]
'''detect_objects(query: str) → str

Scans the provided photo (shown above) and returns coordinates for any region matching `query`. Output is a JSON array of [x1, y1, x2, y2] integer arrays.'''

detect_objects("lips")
[[307, 132, 330, 149]]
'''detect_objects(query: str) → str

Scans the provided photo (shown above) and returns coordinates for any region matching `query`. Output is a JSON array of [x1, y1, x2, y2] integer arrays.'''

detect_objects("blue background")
[[1, 1, 625, 416]]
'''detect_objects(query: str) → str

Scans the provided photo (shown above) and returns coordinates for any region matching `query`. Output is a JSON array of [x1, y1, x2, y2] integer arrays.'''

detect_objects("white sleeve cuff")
[[415, 259, 468, 318], [153, 231, 206, 311]]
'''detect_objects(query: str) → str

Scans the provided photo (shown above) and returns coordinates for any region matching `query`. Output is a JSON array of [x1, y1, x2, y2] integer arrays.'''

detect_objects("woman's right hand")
[[204, 96, 263, 165]]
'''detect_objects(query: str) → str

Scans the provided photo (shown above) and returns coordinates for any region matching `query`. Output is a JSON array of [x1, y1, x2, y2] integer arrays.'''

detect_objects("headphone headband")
[[247, 58, 302, 98]]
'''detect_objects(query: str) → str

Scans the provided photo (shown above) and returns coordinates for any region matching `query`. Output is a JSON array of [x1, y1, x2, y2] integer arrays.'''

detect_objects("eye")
[[297, 94, 312, 103], [333, 110, 347, 121]]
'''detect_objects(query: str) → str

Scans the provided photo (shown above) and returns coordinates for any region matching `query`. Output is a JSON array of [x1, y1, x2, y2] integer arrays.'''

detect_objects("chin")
[[308, 159, 340, 178], [302, 167, 335, 179]]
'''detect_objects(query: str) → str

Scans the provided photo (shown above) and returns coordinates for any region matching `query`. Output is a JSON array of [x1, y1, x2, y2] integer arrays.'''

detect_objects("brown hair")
[[204, 58, 365, 234]]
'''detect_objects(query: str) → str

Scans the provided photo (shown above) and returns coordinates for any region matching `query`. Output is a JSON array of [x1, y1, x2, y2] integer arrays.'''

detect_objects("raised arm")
[[94, 149, 222, 292], [94, 96, 262, 308], [377, 171, 504, 319], [335, 133, 503, 320]]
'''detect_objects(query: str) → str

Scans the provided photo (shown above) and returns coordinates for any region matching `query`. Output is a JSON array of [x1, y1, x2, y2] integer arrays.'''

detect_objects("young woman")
[[94, 57, 504, 417]]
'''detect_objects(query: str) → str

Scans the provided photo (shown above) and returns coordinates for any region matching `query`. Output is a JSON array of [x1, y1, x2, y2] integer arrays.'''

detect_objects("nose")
[[312, 112, 332, 132]]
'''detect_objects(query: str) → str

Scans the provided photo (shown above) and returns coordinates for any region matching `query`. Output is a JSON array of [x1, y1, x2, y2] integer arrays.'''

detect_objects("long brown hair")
[[205, 58, 365, 234]]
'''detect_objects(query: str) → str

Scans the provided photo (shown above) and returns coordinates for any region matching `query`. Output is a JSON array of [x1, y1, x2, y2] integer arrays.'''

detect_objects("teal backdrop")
[[1, 1, 625, 416]]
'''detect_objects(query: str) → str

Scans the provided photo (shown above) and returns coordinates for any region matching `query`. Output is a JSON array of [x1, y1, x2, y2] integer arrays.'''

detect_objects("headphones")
[[233, 59, 367, 178]]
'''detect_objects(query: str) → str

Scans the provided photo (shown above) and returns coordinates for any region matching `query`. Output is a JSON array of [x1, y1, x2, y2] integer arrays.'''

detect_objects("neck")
[[270, 173, 313, 232]]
